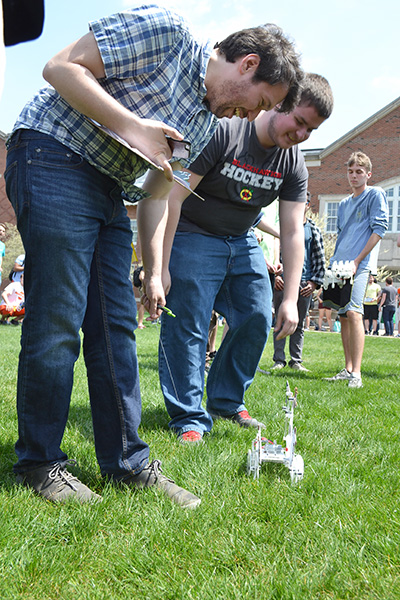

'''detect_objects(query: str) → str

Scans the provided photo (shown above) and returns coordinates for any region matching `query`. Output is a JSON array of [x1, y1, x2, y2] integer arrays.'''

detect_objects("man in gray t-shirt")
[[155, 74, 333, 443], [379, 277, 397, 336]]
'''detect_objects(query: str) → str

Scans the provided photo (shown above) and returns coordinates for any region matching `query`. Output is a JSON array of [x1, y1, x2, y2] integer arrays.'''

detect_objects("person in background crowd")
[[324, 152, 388, 388], [271, 195, 325, 372], [0, 223, 5, 288], [379, 276, 396, 336], [363, 274, 381, 335]]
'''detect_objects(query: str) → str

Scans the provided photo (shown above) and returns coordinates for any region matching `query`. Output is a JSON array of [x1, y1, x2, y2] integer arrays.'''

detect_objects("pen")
[[157, 304, 176, 318]]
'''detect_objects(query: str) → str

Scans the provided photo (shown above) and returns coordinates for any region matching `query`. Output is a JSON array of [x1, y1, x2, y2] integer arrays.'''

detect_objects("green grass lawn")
[[0, 324, 399, 600]]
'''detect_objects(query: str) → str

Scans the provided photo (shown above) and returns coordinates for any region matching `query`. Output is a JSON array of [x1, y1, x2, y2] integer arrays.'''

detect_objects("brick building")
[[304, 96, 400, 271], [1, 96, 400, 270]]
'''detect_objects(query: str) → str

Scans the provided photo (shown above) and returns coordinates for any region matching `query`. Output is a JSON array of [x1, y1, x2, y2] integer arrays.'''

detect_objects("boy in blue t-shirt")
[[323, 152, 388, 388]]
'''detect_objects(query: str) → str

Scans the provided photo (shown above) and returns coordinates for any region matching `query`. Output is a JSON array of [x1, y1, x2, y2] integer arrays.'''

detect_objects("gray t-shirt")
[[382, 285, 396, 308], [178, 116, 308, 237]]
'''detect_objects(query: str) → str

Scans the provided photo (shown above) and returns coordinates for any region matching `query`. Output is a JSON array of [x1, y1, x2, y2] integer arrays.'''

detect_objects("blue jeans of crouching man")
[[159, 230, 272, 436], [5, 130, 149, 477]]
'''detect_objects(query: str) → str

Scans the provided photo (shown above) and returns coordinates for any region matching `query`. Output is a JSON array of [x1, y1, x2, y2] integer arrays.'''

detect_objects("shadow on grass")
[[68, 398, 170, 438], [140, 405, 170, 431], [0, 440, 17, 484], [138, 354, 159, 373], [264, 369, 399, 381]]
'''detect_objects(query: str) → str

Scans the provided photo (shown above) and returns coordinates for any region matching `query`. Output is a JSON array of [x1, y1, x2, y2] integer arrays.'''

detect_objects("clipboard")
[[92, 121, 205, 202]]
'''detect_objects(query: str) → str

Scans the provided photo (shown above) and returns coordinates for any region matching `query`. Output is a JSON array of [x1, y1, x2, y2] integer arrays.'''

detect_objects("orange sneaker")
[[179, 430, 203, 444]]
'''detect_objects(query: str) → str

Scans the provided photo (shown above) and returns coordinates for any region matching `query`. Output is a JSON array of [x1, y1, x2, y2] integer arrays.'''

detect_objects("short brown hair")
[[347, 151, 372, 172], [299, 73, 333, 119]]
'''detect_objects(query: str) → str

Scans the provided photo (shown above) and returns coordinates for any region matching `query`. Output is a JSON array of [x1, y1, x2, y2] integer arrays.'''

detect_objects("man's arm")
[[353, 233, 382, 273], [163, 171, 204, 271], [378, 292, 387, 310], [138, 169, 204, 317], [43, 32, 184, 181], [274, 199, 305, 339], [256, 214, 280, 238], [13, 261, 24, 273]]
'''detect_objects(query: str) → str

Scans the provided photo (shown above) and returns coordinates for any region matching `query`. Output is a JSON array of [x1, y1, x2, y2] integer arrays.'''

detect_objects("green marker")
[[157, 304, 176, 318]]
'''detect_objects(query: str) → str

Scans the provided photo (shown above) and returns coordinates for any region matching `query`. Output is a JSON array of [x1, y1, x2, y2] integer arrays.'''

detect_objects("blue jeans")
[[159, 231, 272, 435], [5, 130, 149, 476], [382, 306, 395, 336]]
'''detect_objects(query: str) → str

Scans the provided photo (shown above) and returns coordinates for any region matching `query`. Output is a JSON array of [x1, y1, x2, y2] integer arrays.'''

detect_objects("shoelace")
[[147, 459, 174, 485], [48, 459, 78, 491]]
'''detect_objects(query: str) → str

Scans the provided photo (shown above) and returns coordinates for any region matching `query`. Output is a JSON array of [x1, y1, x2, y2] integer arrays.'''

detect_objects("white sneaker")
[[324, 368, 352, 381], [271, 362, 285, 370], [290, 363, 310, 372], [348, 374, 363, 388]]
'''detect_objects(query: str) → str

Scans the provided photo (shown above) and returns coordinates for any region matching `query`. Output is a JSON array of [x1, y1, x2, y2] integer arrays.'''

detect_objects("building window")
[[130, 219, 138, 245], [397, 200, 400, 232], [326, 202, 339, 233], [384, 185, 400, 232], [388, 200, 393, 231]]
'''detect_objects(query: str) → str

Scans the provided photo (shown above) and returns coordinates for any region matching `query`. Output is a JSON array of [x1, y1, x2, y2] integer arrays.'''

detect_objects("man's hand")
[[125, 118, 184, 182], [141, 274, 165, 320], [274, 275, 284, 291], [141, 269, 172, 321], [300, 281, 316, 297], [274, 299, 299, 340], [266, 261, 283, 275]]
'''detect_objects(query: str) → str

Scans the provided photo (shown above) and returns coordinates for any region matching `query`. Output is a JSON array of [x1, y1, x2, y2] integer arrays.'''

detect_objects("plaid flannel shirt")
[[8, 5, 218, 200], [305, 218, 325, 287]]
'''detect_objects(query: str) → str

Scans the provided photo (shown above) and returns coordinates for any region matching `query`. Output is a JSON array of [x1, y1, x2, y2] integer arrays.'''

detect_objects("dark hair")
[[299, 73, 334, 119], [215, 23, 303, 113], [386, 276, 393, 285]]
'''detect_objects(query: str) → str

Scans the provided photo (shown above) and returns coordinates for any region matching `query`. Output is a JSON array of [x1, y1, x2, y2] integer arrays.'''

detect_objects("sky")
[[1, 0, 399, 150]]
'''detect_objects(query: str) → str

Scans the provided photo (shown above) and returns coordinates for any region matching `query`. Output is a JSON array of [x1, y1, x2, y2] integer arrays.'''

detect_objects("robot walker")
[[323, 260, 355, 289], [247, 381, 304, 484]]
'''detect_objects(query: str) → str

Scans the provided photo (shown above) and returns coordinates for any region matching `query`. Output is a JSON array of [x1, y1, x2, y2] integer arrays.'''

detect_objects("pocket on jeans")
[[29, 145, 84, 169], [4, 159, 19, 212]]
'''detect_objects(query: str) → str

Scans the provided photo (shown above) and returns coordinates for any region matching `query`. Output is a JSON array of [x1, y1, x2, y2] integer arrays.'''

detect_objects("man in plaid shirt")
[[5, 5, 303, 505]]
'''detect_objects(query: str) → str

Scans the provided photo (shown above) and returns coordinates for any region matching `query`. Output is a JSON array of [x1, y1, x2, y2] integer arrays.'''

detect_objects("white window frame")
[[318, 195, 343, 234], [383, 184, 400, 233]]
